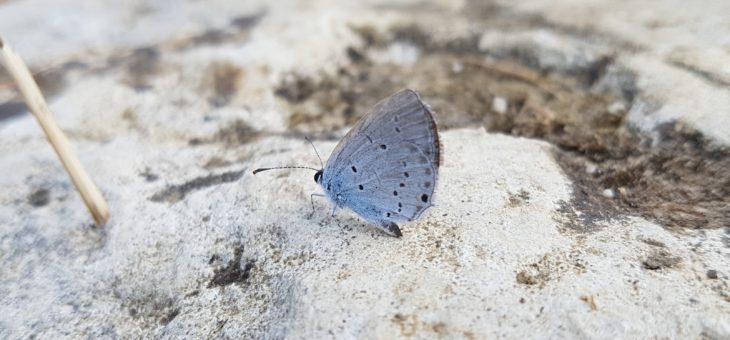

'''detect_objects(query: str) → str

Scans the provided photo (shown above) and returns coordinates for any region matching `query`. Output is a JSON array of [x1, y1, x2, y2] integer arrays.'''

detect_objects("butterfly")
[[254, 89, 440, 237]]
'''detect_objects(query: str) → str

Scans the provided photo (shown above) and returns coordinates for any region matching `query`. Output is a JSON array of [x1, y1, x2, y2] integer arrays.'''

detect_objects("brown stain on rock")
[[391, 313, 418, 337], [580, 295, 598, 311]]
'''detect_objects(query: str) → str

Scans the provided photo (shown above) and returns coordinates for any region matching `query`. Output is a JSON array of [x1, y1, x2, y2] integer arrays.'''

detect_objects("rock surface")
[[1, 0, 729, 338]]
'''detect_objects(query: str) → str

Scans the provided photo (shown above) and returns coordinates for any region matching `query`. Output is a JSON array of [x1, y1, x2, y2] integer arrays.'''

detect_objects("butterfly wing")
[[322, 89, 440, 235]]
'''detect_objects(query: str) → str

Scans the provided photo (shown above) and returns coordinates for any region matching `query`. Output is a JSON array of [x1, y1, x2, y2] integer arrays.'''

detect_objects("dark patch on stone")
[[554, 122, 730, 232], [32, 68, 68, 99], [275, 76, 317, 103], [189, 120, 259, 146], [0, 65, 68, 111], [190, 29, 228, 46], [214, 120, 257, 145], [514, 253, 572, 288], [139, 168, 159, 182], [507, 189, 530, 207], [177, 11, 265, 49], [642, 249, 681, 270], [125, 47, 161, 91], [203, 156, 232, 169], [707, 270, 719, 279], [0, 102, 27, 121], [159, 308, 180, 325], [516, 271, 537, 285], [390, 23, 482, 55], [188, 138, 204, 146], [346, 46, 366, 63], [149, 169, 245, 203], [349, 24, 388, 47], [554, 196, 618, 232], [203, 62, 244, 107], [123, 293, 179, 327], [208, 246, 255, 288], [230, 11, 266, 31], [642, 238, 666, 248], [28, 188, 50, 207]]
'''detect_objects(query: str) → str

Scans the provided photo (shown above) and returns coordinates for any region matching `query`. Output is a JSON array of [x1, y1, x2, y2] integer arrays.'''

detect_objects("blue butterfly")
[[255, 89, 440, 237]]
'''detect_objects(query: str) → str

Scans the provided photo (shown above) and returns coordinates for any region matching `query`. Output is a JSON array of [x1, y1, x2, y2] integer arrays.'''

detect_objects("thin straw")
[[0, 36, 110, 226]]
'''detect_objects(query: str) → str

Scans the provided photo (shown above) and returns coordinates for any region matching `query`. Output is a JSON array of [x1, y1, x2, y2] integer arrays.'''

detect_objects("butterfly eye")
[[314, 170, 322, 183]]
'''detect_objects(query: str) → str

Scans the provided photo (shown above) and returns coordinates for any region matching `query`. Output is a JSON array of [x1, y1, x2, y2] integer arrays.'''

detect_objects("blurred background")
[[1, 0, 729, 338]]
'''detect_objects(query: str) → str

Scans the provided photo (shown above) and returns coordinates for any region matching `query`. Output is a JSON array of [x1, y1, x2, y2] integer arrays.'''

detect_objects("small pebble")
[[585, 163, 597, 174], [601, 188, 615, 198], [492, 96, 508, 114], [451, 61, 464, 73], [607, 101, 626, 114]]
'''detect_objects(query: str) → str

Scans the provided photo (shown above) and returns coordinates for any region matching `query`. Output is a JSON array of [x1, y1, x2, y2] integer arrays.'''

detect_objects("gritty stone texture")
[[1, 0, 729, 339]]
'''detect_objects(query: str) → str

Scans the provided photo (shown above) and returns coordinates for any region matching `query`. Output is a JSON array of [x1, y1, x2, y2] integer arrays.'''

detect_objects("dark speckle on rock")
[[642, 250, 681, 270], [208, 246, 255, 288], [230, 11, 266, 30], [139, 168, 159, 182], [516, 271, 537, 285], [28, 188, 50, 207]]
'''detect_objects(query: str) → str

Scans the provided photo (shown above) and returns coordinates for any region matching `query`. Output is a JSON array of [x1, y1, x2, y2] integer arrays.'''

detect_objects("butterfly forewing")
[[321, 89, 440, 229]]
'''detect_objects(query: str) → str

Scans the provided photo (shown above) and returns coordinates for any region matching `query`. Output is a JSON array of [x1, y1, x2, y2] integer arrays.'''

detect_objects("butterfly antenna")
[[252, 166, 320, 175], [304, 136, 324, 169]]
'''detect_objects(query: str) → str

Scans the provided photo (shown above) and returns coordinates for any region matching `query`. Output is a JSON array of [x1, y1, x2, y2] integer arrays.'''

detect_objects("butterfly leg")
[[308, 193, 326, 219]]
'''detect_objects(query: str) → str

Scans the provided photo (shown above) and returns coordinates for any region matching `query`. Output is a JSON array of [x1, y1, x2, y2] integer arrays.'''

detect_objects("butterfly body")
[[315, 89, 440, 237]]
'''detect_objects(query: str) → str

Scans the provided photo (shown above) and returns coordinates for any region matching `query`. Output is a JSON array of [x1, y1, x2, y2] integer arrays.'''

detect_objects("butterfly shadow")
[[307, 194, 374, 237]]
